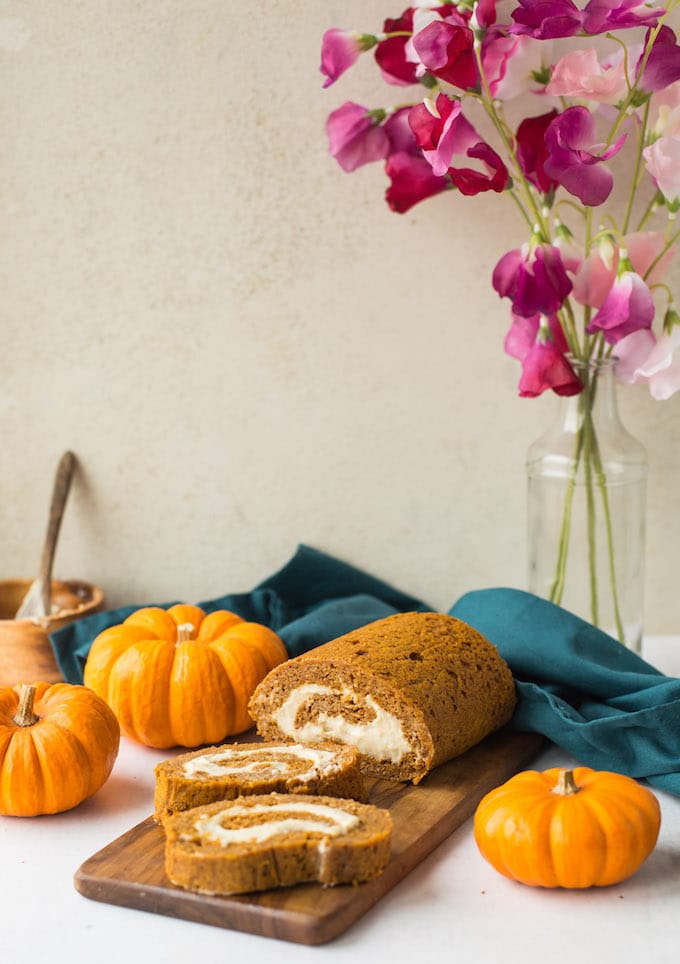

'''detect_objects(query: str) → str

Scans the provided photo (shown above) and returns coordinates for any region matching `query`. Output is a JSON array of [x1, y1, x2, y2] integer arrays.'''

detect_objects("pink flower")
[[411, 16, 478, 91], [515, 110, 560, 195], [510, 0, 583, 39], [409, 94, 508, 194], [616, 327, 680, 399], [643, 134, 680, 202], [483, 35, 553, 100], [546, 48, 629, 103], [585, 267, 655, 343], [321, 29, 364, 87], [573, 232, 675, 307], [582, 0, 665, 34], [326, 102, 390, 172], [493, 243, 573, 317], [504, 313, 582, 397], [543, 106, 626, 206], [638, 26, 680, 92], [384, 151, 451, 213]]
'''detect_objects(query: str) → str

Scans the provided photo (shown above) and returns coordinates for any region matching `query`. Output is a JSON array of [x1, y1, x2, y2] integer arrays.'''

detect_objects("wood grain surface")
[[74, 729, 544, 945]]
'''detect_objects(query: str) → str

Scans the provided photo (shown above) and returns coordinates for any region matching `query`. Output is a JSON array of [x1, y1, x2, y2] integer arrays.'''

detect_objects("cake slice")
[[154, 740, 366, 822], [248, 611, 517, 784], [164, 793, 393, 895]]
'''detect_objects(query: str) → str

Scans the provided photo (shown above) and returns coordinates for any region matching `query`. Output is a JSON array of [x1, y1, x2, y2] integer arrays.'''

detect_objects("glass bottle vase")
[[526, 356, 648, 653]]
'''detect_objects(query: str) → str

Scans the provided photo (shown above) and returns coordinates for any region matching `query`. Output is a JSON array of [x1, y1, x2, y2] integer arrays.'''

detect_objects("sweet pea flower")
[[409, 93, 509, 194], [515, 110, 561, 194], [585, 255, 655, 343], [326, 102, 390, 172], [582, 0, 665, 34], [644, 133, 680, 202], [510, 0, 583, 39], [483, 35, 554, 100], [616, 326, 680, 398], [384, 150, 451, 212], [543, 106, 626, 206], [546, 48, 629, 104], [504, 312, 582, 397], [573, 232, 676, 306], [321, 29, 375, 87], [411, 16, 478, 91], [637, 25, 680, 92], [376, 9, 421, 86], [493, 242, 573, 317]]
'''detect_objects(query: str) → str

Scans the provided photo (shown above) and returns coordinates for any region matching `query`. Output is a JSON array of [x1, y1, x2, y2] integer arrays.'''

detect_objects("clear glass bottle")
[[526, 356, 648, 653]]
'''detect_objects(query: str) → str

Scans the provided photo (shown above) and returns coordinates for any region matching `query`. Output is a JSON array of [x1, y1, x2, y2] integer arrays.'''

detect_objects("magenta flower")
[[409, 94, 508, 195], [585, 268, 655, 343], [411, 17, 478, 92], [515, 110, 560, 194], [321, 29, 365, 87], [505, 313, 582, 398], [543, 106, 626, 206], [510, 0, 583, 39], [326, 102, 389, 172], [638, 26, 680, 93], [582, 0, 665, 35], [384, 151, 451, 213], [375, 9, 421, 86], [493, 243, 573, 317]]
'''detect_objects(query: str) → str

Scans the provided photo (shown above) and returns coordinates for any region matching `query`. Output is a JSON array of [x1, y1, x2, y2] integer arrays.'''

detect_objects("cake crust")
[[248, 612, 517, 784]]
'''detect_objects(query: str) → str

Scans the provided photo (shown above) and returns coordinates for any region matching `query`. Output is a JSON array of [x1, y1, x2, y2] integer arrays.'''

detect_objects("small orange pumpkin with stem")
[[474, 766, 661, 889], [0, 681, 120, 816], [83, 604, 288, 748]]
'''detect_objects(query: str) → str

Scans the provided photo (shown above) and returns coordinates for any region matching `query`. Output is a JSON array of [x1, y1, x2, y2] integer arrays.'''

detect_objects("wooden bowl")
[[0, 579, 105, 687]]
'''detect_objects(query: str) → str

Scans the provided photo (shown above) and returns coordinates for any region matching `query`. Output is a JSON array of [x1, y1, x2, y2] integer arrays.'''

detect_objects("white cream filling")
[[181, 744, 342, 781], [192, 801, 359, 846], [273, 683, 410, 764]]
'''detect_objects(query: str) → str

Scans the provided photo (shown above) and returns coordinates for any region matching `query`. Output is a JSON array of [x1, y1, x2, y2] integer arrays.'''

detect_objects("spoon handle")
[[39, 451, 77, 614]]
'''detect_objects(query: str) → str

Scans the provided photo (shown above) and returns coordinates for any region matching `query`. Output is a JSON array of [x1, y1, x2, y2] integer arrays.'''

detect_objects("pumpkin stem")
[[553, 769, 580, 796], [13, 684, 39, 727], [176, 622, 195, 644]]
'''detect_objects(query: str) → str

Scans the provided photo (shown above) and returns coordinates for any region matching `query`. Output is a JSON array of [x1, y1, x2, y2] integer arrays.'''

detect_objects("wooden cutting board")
[[74, 729, 544, 945]]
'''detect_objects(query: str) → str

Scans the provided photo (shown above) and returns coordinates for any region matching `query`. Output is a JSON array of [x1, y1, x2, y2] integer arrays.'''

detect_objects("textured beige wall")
[[2, 1, 679, 630]]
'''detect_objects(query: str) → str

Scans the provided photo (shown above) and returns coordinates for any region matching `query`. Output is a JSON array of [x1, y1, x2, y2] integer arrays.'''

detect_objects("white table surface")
[[2, 637, 679, 963]]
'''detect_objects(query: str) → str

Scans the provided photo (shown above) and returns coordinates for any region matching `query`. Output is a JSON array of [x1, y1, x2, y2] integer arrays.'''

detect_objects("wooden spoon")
[[15, 451, 77, 620]]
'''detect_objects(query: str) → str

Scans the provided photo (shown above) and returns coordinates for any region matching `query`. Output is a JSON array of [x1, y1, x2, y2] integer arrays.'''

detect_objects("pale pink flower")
[[616, 328, 680, 399], [484, 35, 553, 100], [648, 79, 680, 137], [546, 47, 628, 103], [573, 232, 674, 307], [643, 134, 680, 203]]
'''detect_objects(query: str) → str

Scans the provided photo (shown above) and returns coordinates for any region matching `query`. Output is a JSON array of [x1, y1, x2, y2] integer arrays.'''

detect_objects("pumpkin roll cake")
[[154, 740, 366, 822], [248, 611, 517, 784], [164, 792, 393, 895]]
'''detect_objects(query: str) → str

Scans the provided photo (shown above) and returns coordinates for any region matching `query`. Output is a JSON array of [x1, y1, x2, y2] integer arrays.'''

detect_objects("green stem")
[[622, 100, 651, 235]]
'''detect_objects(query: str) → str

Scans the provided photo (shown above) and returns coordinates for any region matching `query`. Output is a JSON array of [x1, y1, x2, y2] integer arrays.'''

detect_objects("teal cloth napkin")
[[50, 544, 680, 796]]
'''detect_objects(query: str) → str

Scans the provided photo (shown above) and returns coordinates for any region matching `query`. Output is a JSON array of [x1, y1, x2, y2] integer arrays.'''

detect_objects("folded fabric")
[[50, 543, 680, 796]]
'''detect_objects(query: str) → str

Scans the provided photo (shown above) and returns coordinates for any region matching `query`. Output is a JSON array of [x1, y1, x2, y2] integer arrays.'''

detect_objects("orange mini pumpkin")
[[474, 766, 661, 889], [0, 681, 120, 816], [83, 604, 288, 748]]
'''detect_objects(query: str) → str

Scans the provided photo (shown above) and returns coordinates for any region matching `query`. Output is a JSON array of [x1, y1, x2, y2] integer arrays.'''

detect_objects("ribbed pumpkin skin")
[[83, 605, 288, 748], [0, 682, 120, 817], [474, 767, 661, 889]]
